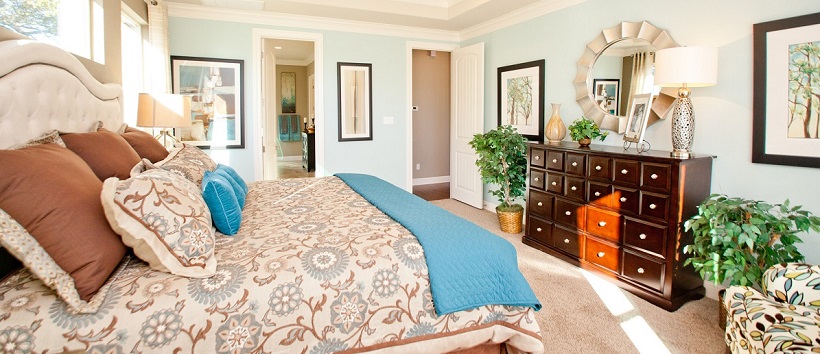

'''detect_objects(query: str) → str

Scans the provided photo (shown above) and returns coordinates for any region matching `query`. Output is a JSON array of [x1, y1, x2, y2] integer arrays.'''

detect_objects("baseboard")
[[277, 156, 301, 162], [412, 176, 449, 186]]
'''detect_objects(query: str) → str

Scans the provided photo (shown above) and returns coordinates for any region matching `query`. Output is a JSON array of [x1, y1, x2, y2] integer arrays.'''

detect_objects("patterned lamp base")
[[671, 94, 695, 158]]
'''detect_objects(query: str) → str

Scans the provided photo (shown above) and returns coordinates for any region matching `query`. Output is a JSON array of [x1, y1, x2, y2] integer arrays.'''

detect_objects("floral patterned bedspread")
[[0, 177, 542, 353]]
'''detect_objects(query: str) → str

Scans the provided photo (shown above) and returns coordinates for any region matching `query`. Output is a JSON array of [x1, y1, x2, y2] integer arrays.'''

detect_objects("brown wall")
[[412, 49, 450, 180], [276, 65, 309, 157]]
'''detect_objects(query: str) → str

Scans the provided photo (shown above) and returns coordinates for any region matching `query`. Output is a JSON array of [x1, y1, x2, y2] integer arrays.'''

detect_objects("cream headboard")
[[0, 40, 123, 149]]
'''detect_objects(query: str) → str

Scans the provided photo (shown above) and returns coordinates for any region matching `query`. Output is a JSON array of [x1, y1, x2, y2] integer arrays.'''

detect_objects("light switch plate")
[[384, 116, 394, 125]]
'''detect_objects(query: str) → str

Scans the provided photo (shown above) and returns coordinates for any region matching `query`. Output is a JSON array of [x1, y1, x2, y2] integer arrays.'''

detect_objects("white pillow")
[[101, 169, 217, 277]]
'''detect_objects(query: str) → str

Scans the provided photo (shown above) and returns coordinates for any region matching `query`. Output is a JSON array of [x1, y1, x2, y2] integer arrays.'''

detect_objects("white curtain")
[[626, 51, 655, 111], [144, 0, 171, 94]]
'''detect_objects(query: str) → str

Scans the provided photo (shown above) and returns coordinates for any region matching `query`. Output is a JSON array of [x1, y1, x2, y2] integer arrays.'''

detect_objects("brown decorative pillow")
[[120, 126, 170, 163], [147, 143, 218, 186], [0, 143, 127, 301], [61, 128, 142, 180]]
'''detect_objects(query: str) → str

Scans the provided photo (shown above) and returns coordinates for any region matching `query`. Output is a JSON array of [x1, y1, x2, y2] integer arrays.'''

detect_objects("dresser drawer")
[[612, 187, 640, 215], [530, 170, 545, 190], [547, 151, 564, 172], [527, 216, 553, 246], [641, 163, 671, 192], [585, 206, 621, 242], [588, 182, 612, 208], [613, 159, 640, 186], [546, 173, 563, 194], [553, 225, 583, 258], [530, 148, 546, 168], [624, 218, 667, 257], [588, 156, 612, 181], [566, 153, 586, 176], [622, 251, 664, 292], [585, 237, 620, 273], [555, 198, 585, 228], [640, 192, 669, 221], [564, 176, 586, 201], [528, 190, 553, 219]]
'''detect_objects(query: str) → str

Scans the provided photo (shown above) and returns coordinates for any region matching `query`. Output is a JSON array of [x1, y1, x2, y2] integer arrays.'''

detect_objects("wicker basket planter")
[[496, 206, 523, 233]]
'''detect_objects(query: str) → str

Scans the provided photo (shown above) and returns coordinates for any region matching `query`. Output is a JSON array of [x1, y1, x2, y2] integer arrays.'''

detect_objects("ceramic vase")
[[545, 103, 566, 144]]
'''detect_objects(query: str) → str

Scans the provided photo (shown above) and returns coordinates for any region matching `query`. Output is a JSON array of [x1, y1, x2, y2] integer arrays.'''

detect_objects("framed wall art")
[[281, 72, 296, 114], [752, 12, 820, 168], [623, 93, 652, 144], [592, 78, 620, 115], [338, 62, 373, 142], [171, 56, 244, 149], [497, 59, 545, 142]]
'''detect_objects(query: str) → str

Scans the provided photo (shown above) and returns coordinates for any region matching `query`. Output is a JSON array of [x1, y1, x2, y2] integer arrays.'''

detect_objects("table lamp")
[[137, 93, 192, 148], [653, 46, 718, 158]]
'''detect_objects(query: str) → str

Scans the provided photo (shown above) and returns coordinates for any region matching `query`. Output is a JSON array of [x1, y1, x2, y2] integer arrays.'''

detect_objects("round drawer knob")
[[565, 211, 572, 216], [594, 191, 601, 197], [571, 186, 577, 191], [637, 268, 645, 274], [620, 197, 627, 202], [564, 238, 570, 244], [621, 169, 628, 175], [649, 204, 657, 210], [571, 162, 578, 167], [552, 158, 558, 163], [596, 252, 605, 258], [537, 202, 543, 207], [534, 177, 540, 182], [650, 173, 658, 180], [534, 156, 540, 160], [598, 221, 606, 227], [595, 165, 602, 171], [551, 181, 557, 186], [536, 227, 543, 232], [639, 233, 647, 240]]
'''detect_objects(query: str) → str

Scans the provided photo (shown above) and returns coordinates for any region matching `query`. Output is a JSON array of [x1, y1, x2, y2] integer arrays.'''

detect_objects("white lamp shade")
[[136, 93, 192, 128], [654, 46, 718, 88]]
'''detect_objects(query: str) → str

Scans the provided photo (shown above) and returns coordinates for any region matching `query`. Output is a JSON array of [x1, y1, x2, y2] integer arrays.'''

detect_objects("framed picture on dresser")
[[171, 56, 245, 149]]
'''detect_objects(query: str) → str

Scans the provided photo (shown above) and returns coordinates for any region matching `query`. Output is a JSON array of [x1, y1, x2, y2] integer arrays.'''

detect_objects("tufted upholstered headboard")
[[0, 40, 123, 149]]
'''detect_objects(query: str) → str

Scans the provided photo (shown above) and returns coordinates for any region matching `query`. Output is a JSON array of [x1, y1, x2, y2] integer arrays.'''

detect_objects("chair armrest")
[[762, 263, 820, 308]]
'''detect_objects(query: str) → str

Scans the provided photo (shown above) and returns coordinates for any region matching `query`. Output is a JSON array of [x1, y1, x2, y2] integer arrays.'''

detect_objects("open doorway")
[[411, 49, 451, 201]]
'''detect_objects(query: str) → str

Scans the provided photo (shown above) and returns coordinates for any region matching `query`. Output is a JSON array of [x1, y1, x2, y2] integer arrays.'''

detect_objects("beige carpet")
[[431, 199, 725, 354]]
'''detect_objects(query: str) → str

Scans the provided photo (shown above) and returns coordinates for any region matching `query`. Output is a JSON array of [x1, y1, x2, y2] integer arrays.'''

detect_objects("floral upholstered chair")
[[724, 263, 820, 353]]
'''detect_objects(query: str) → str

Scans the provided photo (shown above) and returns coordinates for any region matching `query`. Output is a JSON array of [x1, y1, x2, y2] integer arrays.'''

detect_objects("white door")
[[450, 42, 484, 209], [262, 44, 277, 180]]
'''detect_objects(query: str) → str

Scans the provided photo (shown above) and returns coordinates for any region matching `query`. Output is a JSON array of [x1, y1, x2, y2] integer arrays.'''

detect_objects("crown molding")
[[167, 3, 460, 42], [459, 0, 586, 40]]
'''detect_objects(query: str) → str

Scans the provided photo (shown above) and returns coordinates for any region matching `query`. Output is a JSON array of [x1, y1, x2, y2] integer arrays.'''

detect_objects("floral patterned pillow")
[[145, 143, 217, 186], [0, 209, 126, 314], [101, 169, 217, 278]]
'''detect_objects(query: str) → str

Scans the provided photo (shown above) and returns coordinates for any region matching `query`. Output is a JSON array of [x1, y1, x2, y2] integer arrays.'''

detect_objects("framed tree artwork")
[[497, 60, 545, 142], [752, 12, 820, 168]]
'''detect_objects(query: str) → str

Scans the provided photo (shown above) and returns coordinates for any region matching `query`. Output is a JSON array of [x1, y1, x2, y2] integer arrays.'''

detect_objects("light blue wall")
[[168, 17, 453, 188], [464, 0, 820, 262]]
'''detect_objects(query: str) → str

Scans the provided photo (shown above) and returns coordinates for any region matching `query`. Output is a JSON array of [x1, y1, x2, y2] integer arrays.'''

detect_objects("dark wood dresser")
[[523, 142, 713, 311], [302, 131, 315, 172]]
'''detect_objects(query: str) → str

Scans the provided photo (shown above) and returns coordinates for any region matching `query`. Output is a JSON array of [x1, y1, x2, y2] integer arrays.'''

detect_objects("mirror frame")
[[338, 62, 373, 142], [574, 21, 679, 133]]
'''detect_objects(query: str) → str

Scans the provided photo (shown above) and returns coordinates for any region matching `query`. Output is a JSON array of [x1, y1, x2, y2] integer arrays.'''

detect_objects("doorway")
[[252, 29, 324, 182]]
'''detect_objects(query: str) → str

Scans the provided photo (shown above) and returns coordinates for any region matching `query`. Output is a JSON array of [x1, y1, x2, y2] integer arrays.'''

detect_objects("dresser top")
[[529, 141, 713, 161]]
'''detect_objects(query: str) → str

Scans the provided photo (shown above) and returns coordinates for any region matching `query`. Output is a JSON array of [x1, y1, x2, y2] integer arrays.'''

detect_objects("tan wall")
[[0, 0, 137, 84], [276, 64, 309, 157], [412, 49, 450, 180]]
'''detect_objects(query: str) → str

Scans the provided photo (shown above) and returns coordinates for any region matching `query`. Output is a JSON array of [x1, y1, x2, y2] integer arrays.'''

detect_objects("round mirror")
[[574, 21, 679, 133]]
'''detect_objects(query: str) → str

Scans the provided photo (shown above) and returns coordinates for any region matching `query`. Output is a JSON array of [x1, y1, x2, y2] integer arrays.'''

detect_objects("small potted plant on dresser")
[[682, 194, 820, 328], [469, 125, 528, 233], [567, 116, 608, 146]]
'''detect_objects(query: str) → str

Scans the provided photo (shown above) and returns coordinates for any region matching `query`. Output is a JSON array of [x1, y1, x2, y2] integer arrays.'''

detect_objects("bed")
[[0, 39, 543, 353]]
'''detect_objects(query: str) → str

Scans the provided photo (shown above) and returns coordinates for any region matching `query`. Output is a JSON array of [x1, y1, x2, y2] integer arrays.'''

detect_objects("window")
[[121, 7, 146, 126], [0, 0, 105, 63]]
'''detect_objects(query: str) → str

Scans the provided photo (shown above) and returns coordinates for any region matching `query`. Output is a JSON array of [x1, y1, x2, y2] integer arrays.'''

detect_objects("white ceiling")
[[165, 0, 558, 31]]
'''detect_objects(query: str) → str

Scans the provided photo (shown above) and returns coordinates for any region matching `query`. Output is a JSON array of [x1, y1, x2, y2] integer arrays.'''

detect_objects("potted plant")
[[567, 117, 608, 146], [469, 125, 528, 233], [683, 194, 820, 327]]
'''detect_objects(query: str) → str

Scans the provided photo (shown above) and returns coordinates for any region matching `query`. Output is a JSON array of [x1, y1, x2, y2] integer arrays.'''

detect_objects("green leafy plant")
[[468, 125, 527, 212], [683, 194, 820, 289], [567, 116, 608, 142]]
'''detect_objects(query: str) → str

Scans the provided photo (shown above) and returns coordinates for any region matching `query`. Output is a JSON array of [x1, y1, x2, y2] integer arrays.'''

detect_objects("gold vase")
[[545, 103, 566, 144]]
